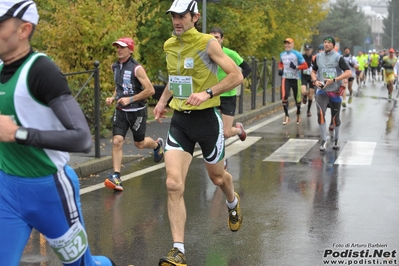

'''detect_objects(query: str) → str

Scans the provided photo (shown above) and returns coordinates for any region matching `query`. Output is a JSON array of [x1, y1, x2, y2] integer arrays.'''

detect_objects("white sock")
[[226, 196, 238, 209], [173, 242, 185, 254]]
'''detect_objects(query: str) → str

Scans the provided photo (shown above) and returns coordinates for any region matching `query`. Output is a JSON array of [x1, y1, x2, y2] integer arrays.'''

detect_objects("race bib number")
[[303, 69, 311, 75], [322, 68, 337, 79], [284, 72, 297, 79], [46, 221, 88, 264], [169, 75, 193, 99]]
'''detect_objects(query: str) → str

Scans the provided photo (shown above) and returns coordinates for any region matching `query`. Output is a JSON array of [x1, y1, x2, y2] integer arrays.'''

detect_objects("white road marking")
[[264, 139, 318, 162], [79, 106, 298, 195], [80, 137, 262, 195], [80, 163, 165, 195], [197, 136, 262, 159], [334, 141, 376, 165]]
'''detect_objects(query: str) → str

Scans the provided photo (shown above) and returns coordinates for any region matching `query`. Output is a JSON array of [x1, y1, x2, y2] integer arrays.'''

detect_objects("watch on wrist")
[[206, 88, 213, 99], [15, 127, 29, 144]]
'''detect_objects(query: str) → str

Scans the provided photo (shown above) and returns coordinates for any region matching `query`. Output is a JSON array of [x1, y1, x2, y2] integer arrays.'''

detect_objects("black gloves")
[[278, 69, 283, 76], [349, 62, 354, 67], [290, 62, 296, 69]]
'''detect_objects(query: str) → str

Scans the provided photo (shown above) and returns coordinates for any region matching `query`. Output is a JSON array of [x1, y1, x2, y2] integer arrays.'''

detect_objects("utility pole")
[[201, 0, 221, 33]]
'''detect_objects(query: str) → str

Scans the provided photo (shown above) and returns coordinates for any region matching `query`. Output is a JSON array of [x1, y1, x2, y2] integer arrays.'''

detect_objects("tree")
[[382, 0, 399, 49], [32, 0, 143, 132], [137, 0, 327, 79], [311, 0, 371, 52], [29, 0, 328, 133], [136, 0, 173, 82]]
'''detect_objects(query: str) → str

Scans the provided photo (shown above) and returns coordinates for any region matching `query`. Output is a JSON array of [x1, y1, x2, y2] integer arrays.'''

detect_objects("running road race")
[[323, 249, 397, 265]]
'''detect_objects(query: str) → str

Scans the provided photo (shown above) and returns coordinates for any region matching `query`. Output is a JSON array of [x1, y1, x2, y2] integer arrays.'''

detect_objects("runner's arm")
[[394, 61, 399, 76], [22, 57, 92, 153], [296, 61, 308, 71], [239, 61, 252, 79], [24, 95, 92, 153], [207, 39, 243, 96]]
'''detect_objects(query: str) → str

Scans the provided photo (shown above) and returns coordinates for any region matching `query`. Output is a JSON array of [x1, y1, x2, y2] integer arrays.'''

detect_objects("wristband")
[[130, 96, 133, 103], [333, 78, 336, 82]]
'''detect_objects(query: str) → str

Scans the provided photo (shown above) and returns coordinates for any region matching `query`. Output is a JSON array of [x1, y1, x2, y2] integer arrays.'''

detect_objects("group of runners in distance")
[[279, 37, 398, 151]]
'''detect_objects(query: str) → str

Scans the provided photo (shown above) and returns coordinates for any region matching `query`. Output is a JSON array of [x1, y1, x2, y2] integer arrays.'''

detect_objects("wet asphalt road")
[[21, 79, 399, 266]]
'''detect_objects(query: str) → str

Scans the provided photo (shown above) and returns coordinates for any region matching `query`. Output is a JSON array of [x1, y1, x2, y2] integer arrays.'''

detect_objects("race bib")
[[169, 75, 193, 99], [322, 68, 337, 79], [284, 72, 297, 79], [303, 69, 311, 75], [46, 221, 88, 264]]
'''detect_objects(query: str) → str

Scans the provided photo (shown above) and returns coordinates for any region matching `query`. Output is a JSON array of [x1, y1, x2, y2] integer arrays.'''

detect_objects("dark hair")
[[209, 27, 224, 38], [188, 12, 200, 30], [324, 36, 336, 47]]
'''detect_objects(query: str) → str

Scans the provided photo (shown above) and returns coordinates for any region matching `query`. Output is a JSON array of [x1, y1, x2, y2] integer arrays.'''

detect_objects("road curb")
[[72, 155, 142, 178], [234, 102, 283, 124]]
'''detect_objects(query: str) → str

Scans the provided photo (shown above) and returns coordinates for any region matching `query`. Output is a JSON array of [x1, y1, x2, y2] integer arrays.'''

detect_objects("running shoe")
[[320, 140, 327, 151], [104, 174, 123, 191], [154, 138, 165, 163], [348, 95, 353, 104], [332, 139, 340, 150], [307, 111, 312, 117], [283, 116, 290, 125], [296, 115, 301, 125], [388, 94, 392, 100], [236, 122, 247, 141], [159, 248, 187, 266], [302, 95, 308, 105], [342, 101, 346, 108], [228, 192, 243, 232]]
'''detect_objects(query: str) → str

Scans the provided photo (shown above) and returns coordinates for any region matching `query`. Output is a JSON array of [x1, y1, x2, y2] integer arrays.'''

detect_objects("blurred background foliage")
[[30, 0, 379, 132]]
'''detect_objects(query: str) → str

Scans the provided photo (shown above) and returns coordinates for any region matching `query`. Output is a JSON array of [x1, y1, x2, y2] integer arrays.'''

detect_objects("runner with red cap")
[[104, 36, 165, 191]]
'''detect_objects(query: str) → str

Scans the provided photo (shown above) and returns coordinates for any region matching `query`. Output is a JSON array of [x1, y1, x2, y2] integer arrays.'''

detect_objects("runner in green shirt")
[[209, 27, 252, 142], [355, 50, 366, 88], [369, 49, 379, 82]]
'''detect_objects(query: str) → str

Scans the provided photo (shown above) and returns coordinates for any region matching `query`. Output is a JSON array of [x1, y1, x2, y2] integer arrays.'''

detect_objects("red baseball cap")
[[284, 38, 294, 44], [389, 48, 395, 53], [112, 37, 134, 51]]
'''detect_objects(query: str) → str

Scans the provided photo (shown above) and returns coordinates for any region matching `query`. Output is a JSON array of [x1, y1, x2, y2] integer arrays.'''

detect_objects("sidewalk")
[[70, 88, 285, 177]]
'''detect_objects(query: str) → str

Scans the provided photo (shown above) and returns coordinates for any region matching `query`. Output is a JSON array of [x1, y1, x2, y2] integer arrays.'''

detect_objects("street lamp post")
[[201, 0, 221, 33]]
